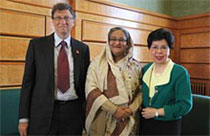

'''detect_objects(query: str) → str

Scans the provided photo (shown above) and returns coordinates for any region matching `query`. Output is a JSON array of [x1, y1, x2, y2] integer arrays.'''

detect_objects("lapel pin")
[[76, 50, 80, 55]]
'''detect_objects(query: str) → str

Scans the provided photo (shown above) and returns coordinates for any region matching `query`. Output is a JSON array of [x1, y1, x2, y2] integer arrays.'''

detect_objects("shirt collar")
[[54, 33, 71, 48], [143, 59, 174, 87]]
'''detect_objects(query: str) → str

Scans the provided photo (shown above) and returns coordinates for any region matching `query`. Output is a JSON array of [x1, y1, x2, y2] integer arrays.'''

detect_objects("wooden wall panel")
[[82, 20, 150, 45], [128, 29, 150, 46], [180, 49, 210, 63], [0, 63, 25, 87], [0, 36, 30, 61], [74, 0, 177, 28], [82, 20, 110, 43], [0, 0, 68, 89], [178, 13, 210, 95], [0, 9, 45, 37], [180, 32, 210, 48], [9, 0, 68, 8], [77, 12, 159, 31], [84, 42, 105, 60], [133, 46, 152, 62], [178, 14, 210, 29], [74, 12, 161, 41], [182, 64, 210, 80], [0, 0, 50, 16], [46, 16, 54, 35], [170, 50, 178, 63], [179, 27, 209, 34], [170, 31, 180, 63]]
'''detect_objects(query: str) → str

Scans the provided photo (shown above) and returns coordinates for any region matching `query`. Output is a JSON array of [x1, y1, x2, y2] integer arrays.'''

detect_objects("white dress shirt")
[[54, 33, 78, 100]]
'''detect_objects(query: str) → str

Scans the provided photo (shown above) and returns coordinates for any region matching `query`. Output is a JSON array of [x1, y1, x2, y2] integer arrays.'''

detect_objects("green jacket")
[[142, 62, 193, 121]]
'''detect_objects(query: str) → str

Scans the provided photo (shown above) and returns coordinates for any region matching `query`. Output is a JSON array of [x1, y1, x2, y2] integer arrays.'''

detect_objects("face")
[[150, 39, 170, 64], [52, 9, 74, 39], [109, 30, 128, 61]]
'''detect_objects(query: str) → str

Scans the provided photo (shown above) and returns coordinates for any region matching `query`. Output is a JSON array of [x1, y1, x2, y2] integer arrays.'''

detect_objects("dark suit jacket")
[[18, 33, 90, 134]]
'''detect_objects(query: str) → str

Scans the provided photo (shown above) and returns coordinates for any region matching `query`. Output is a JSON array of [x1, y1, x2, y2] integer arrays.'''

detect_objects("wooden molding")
[[7, 0, 68, 8], [181, 64, 210, 80], [0, 0, 51, 16], [180, 32, 210, 48], [87, 0, 175, 20], [74, 0, 177, 28]]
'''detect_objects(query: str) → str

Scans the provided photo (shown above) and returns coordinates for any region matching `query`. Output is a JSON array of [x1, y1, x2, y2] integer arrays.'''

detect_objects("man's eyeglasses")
[[53, 16, 73, 22], [150, 46, 169, 51], [109, 38, 127, 43]]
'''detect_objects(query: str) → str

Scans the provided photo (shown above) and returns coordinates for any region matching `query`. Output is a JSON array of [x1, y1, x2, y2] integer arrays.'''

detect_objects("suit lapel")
[[45, 34, 55, 90], [71, 38, 81, 89]]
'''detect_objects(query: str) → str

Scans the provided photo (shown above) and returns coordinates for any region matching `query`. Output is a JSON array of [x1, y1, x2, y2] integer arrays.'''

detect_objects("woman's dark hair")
[[108, 27, 132, 51], [147, 28, 174, 49], [51, 3, 76, 19]]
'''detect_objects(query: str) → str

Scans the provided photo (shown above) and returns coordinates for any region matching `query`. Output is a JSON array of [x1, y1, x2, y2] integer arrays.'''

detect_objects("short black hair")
[[51, 3, 76, 19], [147, 28, 174, 49]]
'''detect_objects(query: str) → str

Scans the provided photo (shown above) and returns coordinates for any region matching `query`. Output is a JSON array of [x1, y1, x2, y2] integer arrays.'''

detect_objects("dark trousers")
[[139, 115, 182, 136], [48, 99, 84, 136]]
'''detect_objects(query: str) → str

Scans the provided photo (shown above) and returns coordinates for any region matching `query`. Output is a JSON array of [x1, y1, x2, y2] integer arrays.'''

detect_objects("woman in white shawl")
[[85, 27, 142, 136]]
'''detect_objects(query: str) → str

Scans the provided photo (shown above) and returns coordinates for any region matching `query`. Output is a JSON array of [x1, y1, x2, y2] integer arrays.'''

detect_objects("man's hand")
[[18, 122, 28, 136]]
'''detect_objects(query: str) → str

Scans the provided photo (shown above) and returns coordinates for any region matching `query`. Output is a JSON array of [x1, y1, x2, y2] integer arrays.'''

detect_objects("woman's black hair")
[[147, 28, 174, 49]]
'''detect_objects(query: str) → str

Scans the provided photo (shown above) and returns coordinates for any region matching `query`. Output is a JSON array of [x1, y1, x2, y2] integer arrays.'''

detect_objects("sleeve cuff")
[[101, 100, 118, 114], [19, 118, 29, 123]]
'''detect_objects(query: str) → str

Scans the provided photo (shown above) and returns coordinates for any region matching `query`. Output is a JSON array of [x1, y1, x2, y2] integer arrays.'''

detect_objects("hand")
[[123, 107, 133, 116], [141, 107, 157, 119], [114, 107, 132, 121], [18, 122, 28, 136], [114, 107, 125, 121]]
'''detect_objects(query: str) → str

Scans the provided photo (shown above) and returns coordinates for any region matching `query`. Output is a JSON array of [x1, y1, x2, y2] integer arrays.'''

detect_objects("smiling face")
[[150, 39, 170, 65], [109, 30, 128, 62], [52, 9, 75, 39]]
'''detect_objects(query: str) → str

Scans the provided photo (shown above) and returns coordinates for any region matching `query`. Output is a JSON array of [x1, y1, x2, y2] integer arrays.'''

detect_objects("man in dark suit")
[[18, 3, 90, 136]]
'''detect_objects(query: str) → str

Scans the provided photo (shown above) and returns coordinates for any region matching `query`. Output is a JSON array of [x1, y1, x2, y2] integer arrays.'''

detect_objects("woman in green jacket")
[[139, 28, 192, 135]]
